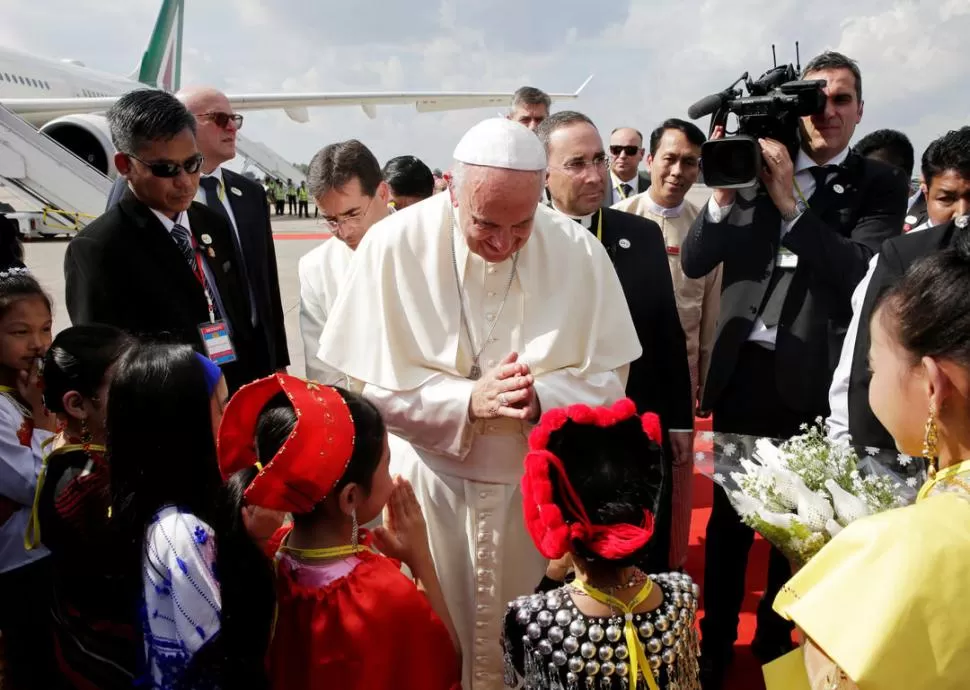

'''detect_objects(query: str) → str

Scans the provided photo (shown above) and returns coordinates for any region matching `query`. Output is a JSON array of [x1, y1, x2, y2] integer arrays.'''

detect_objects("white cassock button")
[[487, 291, 496, 297], [486, 312, 495, 321], [479, 491, 491, 499], [488, 266, 497, 274], [487, 359, 496, 367]]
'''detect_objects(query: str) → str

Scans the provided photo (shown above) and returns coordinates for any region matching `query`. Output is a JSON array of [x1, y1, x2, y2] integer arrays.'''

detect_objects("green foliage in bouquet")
[[742, 513, 828, 565]]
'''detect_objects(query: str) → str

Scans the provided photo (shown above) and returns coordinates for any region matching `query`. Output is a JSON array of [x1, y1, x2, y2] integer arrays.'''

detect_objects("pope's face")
[[452, 165, 543, 263]]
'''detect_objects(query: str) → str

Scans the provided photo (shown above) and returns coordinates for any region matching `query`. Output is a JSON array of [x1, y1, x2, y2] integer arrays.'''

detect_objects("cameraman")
[[681, 51, 908, 688]]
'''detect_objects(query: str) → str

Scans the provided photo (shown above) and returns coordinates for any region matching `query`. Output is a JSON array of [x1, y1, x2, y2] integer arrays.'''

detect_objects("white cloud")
[[1, 0, 967, 172]]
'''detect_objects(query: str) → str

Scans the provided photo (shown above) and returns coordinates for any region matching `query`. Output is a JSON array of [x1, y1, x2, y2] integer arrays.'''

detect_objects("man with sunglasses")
[[297, 139, 391, 384], [538, 110, 693, 574], [179, 86, 289, 376], [604, 127, 651, 206], [65, 89, 263, 393]]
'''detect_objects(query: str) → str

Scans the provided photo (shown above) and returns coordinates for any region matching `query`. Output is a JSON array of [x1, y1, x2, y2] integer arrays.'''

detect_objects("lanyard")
[[917, 459, 970, 501], [278, 543, 368, 560], [184, 231, 217, 324], [595, 210, 603, 242], [570, 578, 660, 690]]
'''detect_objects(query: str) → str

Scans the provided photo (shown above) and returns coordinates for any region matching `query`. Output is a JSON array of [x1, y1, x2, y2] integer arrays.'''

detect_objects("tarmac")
[[23, 213, 328, 379]]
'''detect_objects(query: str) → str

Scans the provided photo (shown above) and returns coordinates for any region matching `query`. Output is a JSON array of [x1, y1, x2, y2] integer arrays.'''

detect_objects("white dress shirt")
[[826, 218, 931, 443], [706, 146, 851, 347], [610, 170, 642, 205]]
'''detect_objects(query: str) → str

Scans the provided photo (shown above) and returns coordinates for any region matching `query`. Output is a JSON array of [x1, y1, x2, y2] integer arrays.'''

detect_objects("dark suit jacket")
[[847, 218, 963, 448], [602, 170, 651, 208], [220, 169, 289, 370], [904, 192, 928, 232], [106, 172, 289, 371], [65, 191, 264, 392], [681, 152, 908, 414], [596, 208, 693, 432]]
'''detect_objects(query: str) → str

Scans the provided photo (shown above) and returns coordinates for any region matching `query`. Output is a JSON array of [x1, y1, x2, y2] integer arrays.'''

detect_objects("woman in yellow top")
[[769, 223, 970, 690]]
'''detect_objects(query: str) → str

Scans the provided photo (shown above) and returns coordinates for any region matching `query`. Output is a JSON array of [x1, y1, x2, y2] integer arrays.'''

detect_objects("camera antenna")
[[772, 44, 778, 68], [795, 41, 802, 72]]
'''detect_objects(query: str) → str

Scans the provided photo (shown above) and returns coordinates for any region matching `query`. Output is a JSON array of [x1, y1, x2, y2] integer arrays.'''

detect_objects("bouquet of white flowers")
[[696, 420, 927, 566]]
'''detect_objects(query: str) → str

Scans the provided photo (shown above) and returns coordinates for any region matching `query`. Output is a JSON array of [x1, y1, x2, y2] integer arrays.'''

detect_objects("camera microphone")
[[687, 89, 732, 120]]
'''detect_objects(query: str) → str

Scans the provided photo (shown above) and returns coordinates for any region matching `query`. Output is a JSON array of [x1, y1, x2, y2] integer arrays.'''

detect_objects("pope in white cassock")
[[317, 118, 642, 689]]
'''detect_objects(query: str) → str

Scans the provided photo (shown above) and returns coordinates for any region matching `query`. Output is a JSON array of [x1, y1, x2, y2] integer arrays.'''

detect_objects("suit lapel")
[[804, 153, 860, 223], [118, 192, 204, 299], [187, 203, 248, 330]]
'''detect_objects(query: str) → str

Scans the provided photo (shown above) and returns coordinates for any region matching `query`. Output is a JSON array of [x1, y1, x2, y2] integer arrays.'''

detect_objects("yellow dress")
[[767, 461, 970, 690]]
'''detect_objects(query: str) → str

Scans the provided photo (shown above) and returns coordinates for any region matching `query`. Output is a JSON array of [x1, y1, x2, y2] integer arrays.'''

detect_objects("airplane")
[[0, 0, 591, 177]]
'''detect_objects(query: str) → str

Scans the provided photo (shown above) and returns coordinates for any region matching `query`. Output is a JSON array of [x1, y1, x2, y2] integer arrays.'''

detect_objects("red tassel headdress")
[[521, 398, 662, 560]]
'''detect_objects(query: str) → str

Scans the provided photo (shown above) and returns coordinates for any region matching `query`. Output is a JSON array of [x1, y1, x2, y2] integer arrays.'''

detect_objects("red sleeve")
[[268, 552, 461, 690]]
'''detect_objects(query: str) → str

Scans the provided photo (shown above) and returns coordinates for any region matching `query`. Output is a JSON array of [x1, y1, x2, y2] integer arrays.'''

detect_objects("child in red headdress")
[[503, 399, 701, 690], [218, 375, 462, 690]]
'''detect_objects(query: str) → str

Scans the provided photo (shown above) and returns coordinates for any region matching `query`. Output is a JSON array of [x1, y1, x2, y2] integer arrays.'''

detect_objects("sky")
[[1, 0, 968, 173]]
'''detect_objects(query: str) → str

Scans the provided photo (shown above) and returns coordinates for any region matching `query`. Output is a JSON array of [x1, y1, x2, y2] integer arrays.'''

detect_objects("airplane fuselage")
[[0, 46, 133, 125]]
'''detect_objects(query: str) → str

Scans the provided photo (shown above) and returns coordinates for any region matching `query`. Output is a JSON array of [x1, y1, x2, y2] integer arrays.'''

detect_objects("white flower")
[[723, 442, 738, 457], [897, 454, 913, 467], [865, 446, 879, 456], [699, 431, 714, 443], [713, 473, 726, 485], [695, 451, 706, 463], [906, 477, 919, 488]]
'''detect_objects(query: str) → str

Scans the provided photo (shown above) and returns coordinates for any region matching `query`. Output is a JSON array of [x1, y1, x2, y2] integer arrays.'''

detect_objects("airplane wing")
[[1, 77, 593, 123]]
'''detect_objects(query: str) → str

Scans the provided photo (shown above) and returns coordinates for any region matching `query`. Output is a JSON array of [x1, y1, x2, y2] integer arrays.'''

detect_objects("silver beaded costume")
[[502, 573, 701, 690]]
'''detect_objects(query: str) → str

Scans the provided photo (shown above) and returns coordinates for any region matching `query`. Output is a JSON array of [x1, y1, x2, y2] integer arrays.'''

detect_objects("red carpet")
[[685, 418, 769, 690]]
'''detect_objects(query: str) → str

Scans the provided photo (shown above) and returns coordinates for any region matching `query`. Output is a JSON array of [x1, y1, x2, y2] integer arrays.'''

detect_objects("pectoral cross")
[[469, 361, 482, 381]]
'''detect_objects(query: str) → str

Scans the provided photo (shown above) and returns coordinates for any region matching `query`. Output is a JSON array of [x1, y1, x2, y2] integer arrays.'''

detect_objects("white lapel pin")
[[230, 186, 242, 197], [200, 234, 212, 245], [618, 238, 631, 249], [833, 184, 845, 194], [904, 215, 918, 225], [956, 215, 969, 229]]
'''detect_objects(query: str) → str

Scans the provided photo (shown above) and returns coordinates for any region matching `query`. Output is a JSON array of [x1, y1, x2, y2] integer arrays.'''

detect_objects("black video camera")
[[688, 49, 826, 188]]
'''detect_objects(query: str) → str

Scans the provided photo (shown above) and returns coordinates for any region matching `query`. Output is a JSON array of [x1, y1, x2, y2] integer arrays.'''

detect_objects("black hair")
[[382, 155, 435, 200], [802, 51, 863, 102], [306, 140, 383, 199], [512, 86, 551, 110], [875, 224, 970, 368], [648, 118, 707, 156], [43, 324, 132, 414], [106, 88, 197, 156], [0, 217, 50, 320], [536, 110, 597, 153], [545, 416, 665, 567], [109, 341, 273, 687], [921, 126, 970, 188], [854, 129, 915, 178], [255, 386, 386, 514]]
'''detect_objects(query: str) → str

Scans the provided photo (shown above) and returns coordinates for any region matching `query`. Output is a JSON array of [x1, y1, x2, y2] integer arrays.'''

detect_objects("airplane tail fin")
[[129, 0, 184, 92]]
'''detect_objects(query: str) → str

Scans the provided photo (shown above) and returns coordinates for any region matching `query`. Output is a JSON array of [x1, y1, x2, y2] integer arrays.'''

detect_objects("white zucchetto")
[[452, 118, 547, 171]]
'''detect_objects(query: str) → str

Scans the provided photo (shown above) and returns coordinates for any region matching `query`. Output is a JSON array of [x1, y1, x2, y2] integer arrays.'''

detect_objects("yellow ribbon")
[[570, 578, 660, 690], [24, 442, 106, 550], [917, 458, 970, 502], [277, 543, 367, 560], [595, 210, 603, 242]]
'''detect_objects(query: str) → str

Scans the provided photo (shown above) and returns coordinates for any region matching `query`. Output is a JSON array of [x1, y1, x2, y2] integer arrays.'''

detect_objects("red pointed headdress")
[[521, 398, 662, 561], [217, 374, 355, 513]]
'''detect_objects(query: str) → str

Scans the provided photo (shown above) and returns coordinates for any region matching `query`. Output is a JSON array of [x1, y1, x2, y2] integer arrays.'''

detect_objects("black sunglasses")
[[200, 111, 244, 130], [609, 145, 641, 157], [127, 152, 205, 178]]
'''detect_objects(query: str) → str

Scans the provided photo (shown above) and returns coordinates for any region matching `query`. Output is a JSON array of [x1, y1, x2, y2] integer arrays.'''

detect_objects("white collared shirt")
[[641, 192, 686, 219], [826, 218, 932, 443], [610, 170, 642, 205], [706, 146, 851, 347]]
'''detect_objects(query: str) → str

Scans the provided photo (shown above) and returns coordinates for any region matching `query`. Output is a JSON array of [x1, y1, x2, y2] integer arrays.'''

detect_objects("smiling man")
[[297, 139, 391, 384], [316, 118, 640, 689], [680, 51, 908, 687]]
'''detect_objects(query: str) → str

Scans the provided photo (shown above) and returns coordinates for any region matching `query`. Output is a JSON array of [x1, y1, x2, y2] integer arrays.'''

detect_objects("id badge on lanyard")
[[187, 234, 238, 365]]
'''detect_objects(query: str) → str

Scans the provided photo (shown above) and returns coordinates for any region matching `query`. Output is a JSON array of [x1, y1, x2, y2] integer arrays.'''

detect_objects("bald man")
[[105, 86, 289, 374]]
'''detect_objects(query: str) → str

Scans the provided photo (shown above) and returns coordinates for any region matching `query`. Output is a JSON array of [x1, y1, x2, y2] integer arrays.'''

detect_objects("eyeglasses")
[[199, 111, 244, 130], [610, 145, 642, 157], [320, 196, 375, 230], [126, 152, 204, 178], [553, 154, 609, 177]]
